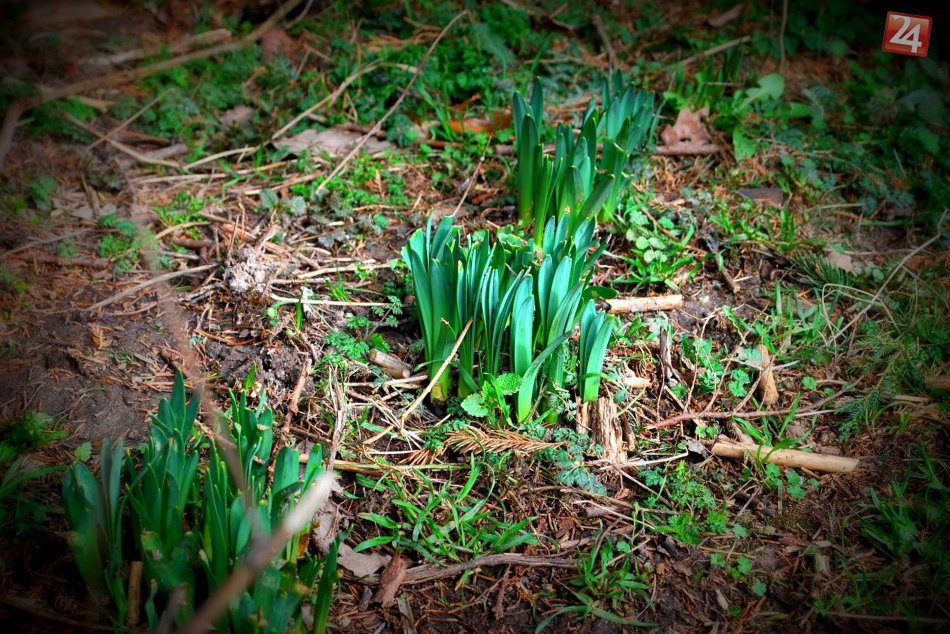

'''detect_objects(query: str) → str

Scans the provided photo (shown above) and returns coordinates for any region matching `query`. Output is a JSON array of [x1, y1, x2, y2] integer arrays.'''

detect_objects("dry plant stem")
[[89, 88, 171, 150], [354, 553, 576, 586], [268, 294, 392, 307], [401, 319, 473, 422], [368, 349, 412, 379], [310, 10, 468, 197], [655, 143, 721, 156], [84, 263, 217, 311], [647, 385, 852, 430], [0, 229, 90, 259], [711, 439, 859, 474], [82, 29, 231, 66], [0, 0, 305, 168], [180, 473, 336, 634], [606, 294, 683, 313], [778, 0, 789, 70], [64, 113, 183, 168], [678, 35, 752, 66], [591, 14, 619, 69], [126, 560, 143, 627]]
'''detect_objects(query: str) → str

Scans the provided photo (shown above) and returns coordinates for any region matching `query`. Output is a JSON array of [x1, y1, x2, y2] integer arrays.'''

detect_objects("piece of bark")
[[374, 554, 408, 608], [368, 349, 411, 379], [756, 344, 779, 406], [711, 440, 860, 474], [605, 294, 683, 314], [585, 397, 625, 463]]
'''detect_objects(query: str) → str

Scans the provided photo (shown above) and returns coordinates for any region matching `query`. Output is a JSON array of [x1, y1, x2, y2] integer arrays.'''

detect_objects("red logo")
[[882, 12, 931, 57]]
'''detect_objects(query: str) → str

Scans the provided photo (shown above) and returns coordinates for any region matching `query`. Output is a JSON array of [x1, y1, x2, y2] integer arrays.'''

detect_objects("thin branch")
[[401, 319, 472, 422], [646, 385, 852, 431], [84, 263, 217, 311]]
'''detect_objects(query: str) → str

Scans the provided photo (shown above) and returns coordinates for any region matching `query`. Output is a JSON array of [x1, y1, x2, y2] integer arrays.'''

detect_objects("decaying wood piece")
[[581, 397, 625, 463], [756, 344, 779, 406], [605, 294, 683, 314], [368, 349, 412, 379], [711, 439, 860, 474]]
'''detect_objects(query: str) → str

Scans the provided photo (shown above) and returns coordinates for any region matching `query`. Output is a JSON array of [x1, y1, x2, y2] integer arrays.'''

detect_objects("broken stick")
[[368, 349, 412, 379], [605, 294, 683, 314], [711, 439, 859, 474]]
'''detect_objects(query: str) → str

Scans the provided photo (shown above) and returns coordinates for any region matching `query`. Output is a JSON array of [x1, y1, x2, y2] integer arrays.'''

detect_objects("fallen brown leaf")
[[337, 543, 391, 578]]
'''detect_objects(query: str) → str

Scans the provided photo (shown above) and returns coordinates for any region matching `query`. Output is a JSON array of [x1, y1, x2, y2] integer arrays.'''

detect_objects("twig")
[[368, 349, 412, 379], [85, 263, 217, 311], [778, 0, 789, 71], [310, 11, 468, 197], [64, 113, 183, 168], [655, 143, 721, 156], [89, 88, 171, 150], [0, 0, 305, 168], [605, 294, 683, 313], [678, 35, 751, 67], [126, 561, 143, 626], [592, 15, 620, 69], [268, 294, 392, 307], [81, 29, 231, 67], [711, 439, 860, 474], [0, 229, 90, 259], [647, 385, 852, 430], [352, 553, 576, 586], [401, 319, 472, 422], [827, 611, 948, 625]]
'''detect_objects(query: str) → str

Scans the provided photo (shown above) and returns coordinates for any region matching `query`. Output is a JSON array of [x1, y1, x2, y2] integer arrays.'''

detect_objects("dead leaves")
[[337, 544, 391, 578]]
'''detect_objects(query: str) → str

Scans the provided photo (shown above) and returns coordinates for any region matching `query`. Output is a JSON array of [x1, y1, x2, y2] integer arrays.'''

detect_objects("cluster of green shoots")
[[404, 75, 655, 423], [62, 373, 337, 633], [403, 214, 616, 423], [514, 74, 656, 246]]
